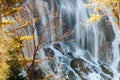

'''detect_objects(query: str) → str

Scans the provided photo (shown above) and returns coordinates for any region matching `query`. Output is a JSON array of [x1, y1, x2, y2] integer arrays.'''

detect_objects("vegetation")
[[0, 0, 70, 80], [6, 38, 27, 80], [0, 1, 27, 80], [87, 0, 120, 27], [1, 0, 119, 80]]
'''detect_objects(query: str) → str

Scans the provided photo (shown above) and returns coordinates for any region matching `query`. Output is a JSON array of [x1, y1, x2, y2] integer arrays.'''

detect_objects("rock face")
[[97, 17, 115, 64], [118, 62, 120, 73], [33, 67, 45, 79], [70, 58, 91, 80], [44, 48, 54, 57], [100, 64, 113, 77], [53, 43, 63, 53], [70, 58, 112, 80], [32, 0, 118, 79], [41, 42, 114, 80], [68, 71, 76, 80], [99, 17, 115, 42], [99, 42, 113, 64]]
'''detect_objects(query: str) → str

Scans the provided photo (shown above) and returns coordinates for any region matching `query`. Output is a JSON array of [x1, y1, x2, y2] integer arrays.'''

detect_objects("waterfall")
[[108, 15, 120, 80], [23, 0, 120, 80]]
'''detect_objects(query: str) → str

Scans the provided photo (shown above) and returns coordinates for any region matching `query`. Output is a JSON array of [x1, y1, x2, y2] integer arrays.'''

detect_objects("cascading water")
[[24, 0, 120, 80]]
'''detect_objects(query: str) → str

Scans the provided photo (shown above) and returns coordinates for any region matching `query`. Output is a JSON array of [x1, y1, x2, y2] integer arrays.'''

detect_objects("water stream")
[[24, 0, 120, 80]]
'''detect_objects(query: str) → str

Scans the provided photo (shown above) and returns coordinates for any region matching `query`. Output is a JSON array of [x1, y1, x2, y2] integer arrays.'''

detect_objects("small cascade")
[[111, 40, 120, 80], [108, 16, 120, 80], [23, 0, 120, 80]]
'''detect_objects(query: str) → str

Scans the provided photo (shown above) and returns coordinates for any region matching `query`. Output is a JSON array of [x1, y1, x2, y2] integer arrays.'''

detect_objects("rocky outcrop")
[[99, 42, 113, 64], [100, 64, 113, 77], [118, 62, 120, 73], [54, 43, 63, 53], [99, 17, 115, 42], [70, 58, 95, 80], [44, 48, 55, 57], [67, 71, 76, 80], [70, 58, 113, 80]]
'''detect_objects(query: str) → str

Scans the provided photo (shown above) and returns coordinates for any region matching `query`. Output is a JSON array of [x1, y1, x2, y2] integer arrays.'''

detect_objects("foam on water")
[[24, 0, 120, 79]]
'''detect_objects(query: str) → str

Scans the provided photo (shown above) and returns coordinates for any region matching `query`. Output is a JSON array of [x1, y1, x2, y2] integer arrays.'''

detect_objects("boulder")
[[44, 48, 54, 57], [99, 42, 113, 64], [53, 43, 63, 53], [68, 71, 76, 80], [70, 58, 92, 80], [99, 17, 115, 42], [100, 64, 113, 77]]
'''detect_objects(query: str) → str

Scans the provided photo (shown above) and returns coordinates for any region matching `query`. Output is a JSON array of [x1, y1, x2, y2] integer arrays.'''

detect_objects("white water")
[[108, 10, 120, 80], [24, 0, 120, 80]]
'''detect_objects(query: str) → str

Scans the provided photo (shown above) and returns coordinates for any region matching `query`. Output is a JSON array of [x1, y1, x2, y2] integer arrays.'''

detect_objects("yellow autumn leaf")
[[25, 57, 32, 63], [94, 7, 102, 12], [20, 36, 34, 41], [18, 56, 31, 63], [84, 4, 91, 7], [113, 0, 118, 3], [18, 56, 43, 63], [89, 14, 103, 22], [33, 17, 40, 23], [44, 73, 53, 79], [21, 21, 30, 28], [11, 6, 23, 12], [2, 20, 16, 25]]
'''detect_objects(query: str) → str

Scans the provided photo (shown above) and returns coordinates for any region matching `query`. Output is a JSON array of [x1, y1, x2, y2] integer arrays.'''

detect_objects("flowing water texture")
[[24, 0, 120, 80]]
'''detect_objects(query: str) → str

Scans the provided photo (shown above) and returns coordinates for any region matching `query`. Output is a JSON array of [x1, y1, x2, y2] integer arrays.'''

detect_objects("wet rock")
[[53, 43, 63, 52], [28, 65, 45, 80], [44, 48, 54, 57], [118, 62, 120, 73], [99, 17, 115, 42], [99, 42, 113, 64], [71, 58, 87, 73], [100, 74, 112, 80], [92, 66, 100, 73], [67, 52, 74, 58], [68, 71, 76, 80], [98, 19, 114, 64], [70, 58, 92, 80], [100, 64, 113, 77], [33, 68, 45, 79], [49, 63, 57, 72]]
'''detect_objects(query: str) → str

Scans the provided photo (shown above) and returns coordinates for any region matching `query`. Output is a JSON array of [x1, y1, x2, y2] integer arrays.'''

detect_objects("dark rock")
[[44, 48, 54, 57], [118, 62, 120, 73], [99, 17, 115, 42], [33, 68, 45, 79], [53, 43, 63, 52], [68, 71, 76, 80], [92, 66, 99, 73], [27, 63, 45, 80], [98, 17, 114, 64], [67, 52, 74, 58], [100, 74, 112, 80], [70, 58, 92, 80], [99, 42, 113, 64], [48, 62, 56, 72], [100, 64, 113, 77], [70, 58, 88, 73]]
